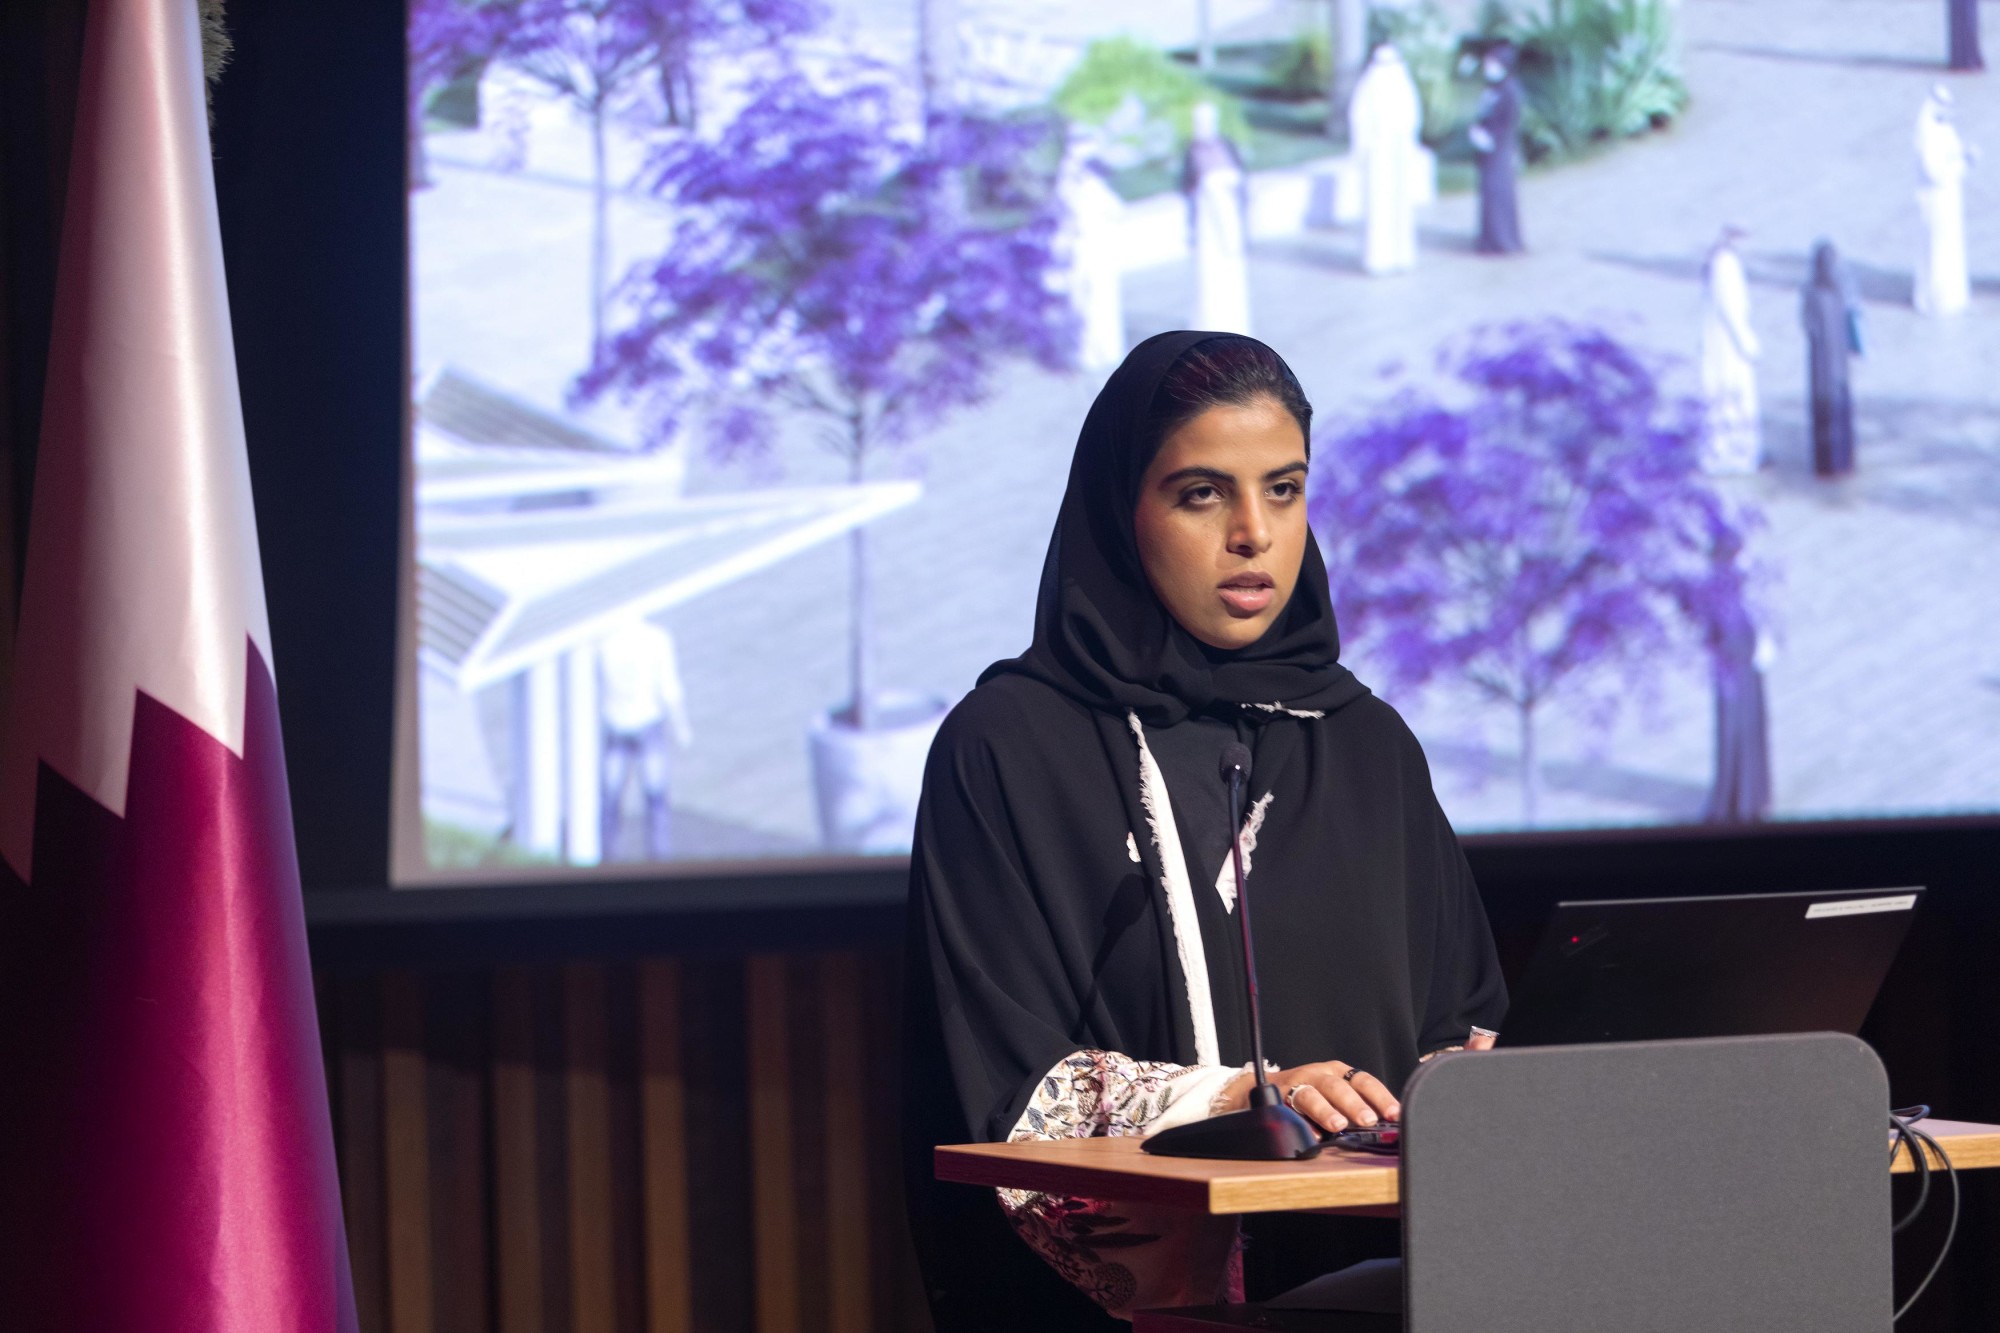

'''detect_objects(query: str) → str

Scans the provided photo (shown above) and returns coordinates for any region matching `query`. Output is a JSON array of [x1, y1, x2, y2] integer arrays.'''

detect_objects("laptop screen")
[[1500, 887, 1923, 1047]]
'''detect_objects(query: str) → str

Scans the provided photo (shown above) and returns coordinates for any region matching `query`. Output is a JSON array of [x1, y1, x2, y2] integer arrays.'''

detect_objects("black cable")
[[1891, 1120, 1961, 1323], [1890, 1112, 1929, 1235]]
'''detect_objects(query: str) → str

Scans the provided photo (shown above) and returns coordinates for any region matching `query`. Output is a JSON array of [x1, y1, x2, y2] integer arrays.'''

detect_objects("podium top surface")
[[934, 1118, 2000, 1215]]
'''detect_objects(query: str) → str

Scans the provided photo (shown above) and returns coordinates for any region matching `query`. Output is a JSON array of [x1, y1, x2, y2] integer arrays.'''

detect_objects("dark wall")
[[210, 0, 406, 892], [0, 0, 88, 580]]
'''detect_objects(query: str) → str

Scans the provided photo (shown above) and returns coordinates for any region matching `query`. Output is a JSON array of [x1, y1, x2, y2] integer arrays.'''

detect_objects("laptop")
[[1499, 886, 1924, 1047]]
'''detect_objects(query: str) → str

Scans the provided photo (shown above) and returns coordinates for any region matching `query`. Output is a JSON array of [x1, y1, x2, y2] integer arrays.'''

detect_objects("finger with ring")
[[1341, 1067, 1402, 1121], [1289, 1081, 1347, 1132], [1315, 1073, 1383, 1128]]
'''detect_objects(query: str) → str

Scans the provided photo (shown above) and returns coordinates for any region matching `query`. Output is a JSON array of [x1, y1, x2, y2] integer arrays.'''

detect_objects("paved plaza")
[[413, 0, 2000, 857]]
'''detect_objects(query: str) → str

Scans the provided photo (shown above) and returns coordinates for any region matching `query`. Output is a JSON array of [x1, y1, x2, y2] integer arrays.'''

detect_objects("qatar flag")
[[0, 1, 357, 1330]]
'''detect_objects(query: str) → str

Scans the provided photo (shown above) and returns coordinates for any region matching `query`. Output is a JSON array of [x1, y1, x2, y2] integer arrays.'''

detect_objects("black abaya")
[[904, 678, 1504, 1326], [902, 333, 1506, 1329], [1699, 612, 1772, 824], [1474, 76, 1525, 255], [1802, 244, 1858, 477]]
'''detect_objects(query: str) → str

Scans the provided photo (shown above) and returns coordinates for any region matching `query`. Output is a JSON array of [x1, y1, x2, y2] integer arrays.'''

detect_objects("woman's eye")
[[1180, 484, 1221, 506], [1270, 480, 1302, 501]]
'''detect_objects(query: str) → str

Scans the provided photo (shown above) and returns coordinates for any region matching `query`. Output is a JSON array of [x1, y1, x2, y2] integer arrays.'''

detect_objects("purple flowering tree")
[[644, 0, 821, 129], [498, 1, 662, 361], [413, 0, 821, 358], [1311, 320, 1763, 825], [579, 70, 1073, 731]]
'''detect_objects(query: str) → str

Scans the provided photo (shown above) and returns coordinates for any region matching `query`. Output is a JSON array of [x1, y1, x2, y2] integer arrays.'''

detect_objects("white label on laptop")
[[1806, 894, 1918, 919]]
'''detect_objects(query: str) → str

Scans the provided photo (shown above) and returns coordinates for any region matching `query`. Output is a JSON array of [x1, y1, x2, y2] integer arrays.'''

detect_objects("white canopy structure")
[[413, 367, 919, 867]]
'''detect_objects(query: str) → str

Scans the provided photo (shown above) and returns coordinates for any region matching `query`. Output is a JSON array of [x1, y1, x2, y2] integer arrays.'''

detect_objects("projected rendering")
[[406, 0, 2000, 874]]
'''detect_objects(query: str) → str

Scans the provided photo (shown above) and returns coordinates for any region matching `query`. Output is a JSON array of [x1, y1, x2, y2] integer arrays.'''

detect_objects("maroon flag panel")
[[0, 647, 356, 1332]]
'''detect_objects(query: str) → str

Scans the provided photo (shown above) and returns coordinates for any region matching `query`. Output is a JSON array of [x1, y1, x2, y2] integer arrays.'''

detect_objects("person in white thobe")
[[597, 618, 693, 861], [1183, 102, 1252, 335], [1055, 132, 1128, 370], [1914, 86, 1972, 317], [1348, 44, 1422, 275], [1700, 225, 1762, 474]]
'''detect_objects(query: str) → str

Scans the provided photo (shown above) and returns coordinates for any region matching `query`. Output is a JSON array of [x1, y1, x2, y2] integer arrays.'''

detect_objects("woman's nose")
[[1228, 500, 1270, 554]]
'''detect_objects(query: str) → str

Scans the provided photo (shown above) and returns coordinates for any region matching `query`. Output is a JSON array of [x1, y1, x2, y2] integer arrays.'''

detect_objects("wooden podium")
[[936, 1036, 2000, 1332], [936, 1116, 2000, 1215]]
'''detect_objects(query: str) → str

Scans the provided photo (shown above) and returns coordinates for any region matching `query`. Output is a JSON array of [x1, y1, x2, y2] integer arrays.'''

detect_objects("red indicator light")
[[1570, 935, 1580, 944]]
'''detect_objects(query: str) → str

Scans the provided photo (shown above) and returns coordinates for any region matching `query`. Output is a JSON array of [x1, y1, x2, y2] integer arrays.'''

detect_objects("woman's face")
[[1133, 395, 1310, 651]]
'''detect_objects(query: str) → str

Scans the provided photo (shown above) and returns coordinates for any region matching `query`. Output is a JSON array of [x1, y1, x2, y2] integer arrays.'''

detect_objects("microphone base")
[[1141, 1102, 1322, 1161]]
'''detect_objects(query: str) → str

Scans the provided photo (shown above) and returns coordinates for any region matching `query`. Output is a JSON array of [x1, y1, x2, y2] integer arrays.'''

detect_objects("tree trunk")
[[589, 100, 609, 365], [917, 0, 961, 126], [1518, 699, 1539, 827], [660, 57, 684, 127], [652, 13, 695, 128], [847, 438, 875, 732]]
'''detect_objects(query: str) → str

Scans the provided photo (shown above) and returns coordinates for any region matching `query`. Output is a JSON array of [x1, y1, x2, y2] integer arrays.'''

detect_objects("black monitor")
[[1501, 887, 1923, 1046]]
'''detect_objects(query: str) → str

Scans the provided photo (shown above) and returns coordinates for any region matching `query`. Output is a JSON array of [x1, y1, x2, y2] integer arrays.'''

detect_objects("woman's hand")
[[1217, 1061, 1401, 1133]]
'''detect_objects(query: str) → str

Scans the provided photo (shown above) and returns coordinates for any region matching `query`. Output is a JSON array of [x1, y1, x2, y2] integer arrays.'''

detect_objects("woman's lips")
[[1218, 575, 1275, 616]]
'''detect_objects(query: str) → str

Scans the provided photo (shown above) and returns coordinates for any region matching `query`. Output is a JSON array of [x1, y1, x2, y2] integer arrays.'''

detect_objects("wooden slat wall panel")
[[603, 964, 647, 1333], [637, 960, 691, 1333], [566, 964, 618, 1333], [746, 955, 801, 1333], [319, 949, 932, 1333], [861, 956, 928, 1333], [531, 967, 576, 1333], [786, 958, 831, 1333], [490, 968, 543, 1333], [381, 971, 435, 1333], [425, 973, 492, 1333], [820, 954, 871, 1333], [683, 958, 753, 1333], [332, 974, 389, 1333]]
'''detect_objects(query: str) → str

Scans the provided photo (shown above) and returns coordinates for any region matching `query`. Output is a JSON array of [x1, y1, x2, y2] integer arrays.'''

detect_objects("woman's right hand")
[[1217, 1061, 1401, 1133]]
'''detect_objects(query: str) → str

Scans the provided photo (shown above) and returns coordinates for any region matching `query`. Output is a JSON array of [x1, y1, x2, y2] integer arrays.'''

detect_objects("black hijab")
[[904, 333, 1505, 1332], [984, 329, 1368, 726]]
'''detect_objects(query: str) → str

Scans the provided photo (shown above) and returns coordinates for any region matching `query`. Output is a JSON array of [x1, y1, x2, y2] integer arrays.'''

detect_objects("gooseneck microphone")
[[1144, 742, 1321, 1160], [1217, 743, 1273, 1096]]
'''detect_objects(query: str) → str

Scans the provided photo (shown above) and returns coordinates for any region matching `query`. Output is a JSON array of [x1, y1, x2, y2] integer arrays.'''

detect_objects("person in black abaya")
[[902, 332, 1506, 1330], [1699, 605, 1773, 824], [1469, 42, 1525, 255], [1801, 239, 1861, 477]]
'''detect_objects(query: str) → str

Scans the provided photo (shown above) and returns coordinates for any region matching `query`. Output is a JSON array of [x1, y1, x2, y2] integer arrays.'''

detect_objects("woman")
[[903, 332, 1506, 1329], [1468, 42, 1524, 255], [1800, 239, 1860, 478]]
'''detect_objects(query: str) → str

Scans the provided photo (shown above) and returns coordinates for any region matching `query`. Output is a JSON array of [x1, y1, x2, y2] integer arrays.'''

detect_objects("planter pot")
[[808, 691, 950, 853]]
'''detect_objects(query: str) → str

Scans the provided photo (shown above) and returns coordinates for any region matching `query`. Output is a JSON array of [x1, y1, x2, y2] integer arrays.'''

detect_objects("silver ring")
[[1284, 1084, 1306, 1109], [1342, 1067, 1366, 1083]]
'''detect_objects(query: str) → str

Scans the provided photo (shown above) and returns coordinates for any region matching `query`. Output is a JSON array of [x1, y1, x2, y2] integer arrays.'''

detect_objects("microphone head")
[[1219, 742, 1252, 784]]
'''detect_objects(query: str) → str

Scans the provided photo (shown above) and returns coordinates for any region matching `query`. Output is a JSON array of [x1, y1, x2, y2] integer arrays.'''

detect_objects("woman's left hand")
[[1220, 1060, 1399, 1133]]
